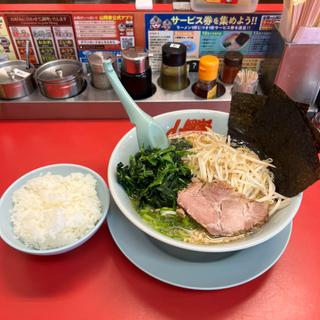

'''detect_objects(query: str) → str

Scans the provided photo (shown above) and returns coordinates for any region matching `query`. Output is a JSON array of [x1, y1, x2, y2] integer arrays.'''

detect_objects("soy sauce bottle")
[[120, 47, 153, 100]]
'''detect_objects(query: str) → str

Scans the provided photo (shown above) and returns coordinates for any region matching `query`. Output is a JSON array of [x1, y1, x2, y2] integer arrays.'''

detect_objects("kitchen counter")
[[1, 119, 320, 320]]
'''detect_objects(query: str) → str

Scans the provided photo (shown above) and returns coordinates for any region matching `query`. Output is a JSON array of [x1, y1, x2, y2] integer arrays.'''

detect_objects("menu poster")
[[53, 26, 78, 60], [145, 13, 281, 71], [31, 26, 57, 63], [9, 26, 39, 64], [6, 14, 77, 64], [174, 30, 201, 58], [73, 14, 135, 62], [0, 16, 16, 61]]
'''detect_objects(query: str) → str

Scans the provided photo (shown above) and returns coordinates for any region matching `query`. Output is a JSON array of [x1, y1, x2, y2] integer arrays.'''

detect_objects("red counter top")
[[1, 119, 320, 320]]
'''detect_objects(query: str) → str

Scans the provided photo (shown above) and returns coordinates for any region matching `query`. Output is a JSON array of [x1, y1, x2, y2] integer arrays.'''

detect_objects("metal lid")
[[88, 52, 115, 74], [35, 59, 83, 83], [162, 42, 187, 67], [122, 47, 150, 74], [0, 60, 34, 84], [224, 51, 243, 67]]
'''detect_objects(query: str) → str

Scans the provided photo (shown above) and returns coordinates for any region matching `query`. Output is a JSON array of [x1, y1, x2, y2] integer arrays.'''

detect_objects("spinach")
[[170, 138, 193, 150], [116, 141, 192, 209]]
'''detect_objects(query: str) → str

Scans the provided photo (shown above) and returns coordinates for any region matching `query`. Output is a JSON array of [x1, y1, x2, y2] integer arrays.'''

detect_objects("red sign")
[[73, 14, 135, 51], [6, 14, 77, 64]]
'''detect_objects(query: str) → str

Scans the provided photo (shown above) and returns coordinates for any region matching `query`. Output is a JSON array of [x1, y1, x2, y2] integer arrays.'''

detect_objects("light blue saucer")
[[107, 201, 292, 290]]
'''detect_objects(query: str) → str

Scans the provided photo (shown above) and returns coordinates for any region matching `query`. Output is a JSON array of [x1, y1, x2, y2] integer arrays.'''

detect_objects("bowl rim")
[[0, 163, 110, 255], [108, 109, 303, 253]]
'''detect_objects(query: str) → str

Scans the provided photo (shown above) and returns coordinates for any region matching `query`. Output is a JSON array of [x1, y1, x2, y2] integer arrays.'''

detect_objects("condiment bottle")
[[88, 52, 114, 90], [221, 51, 243, 84], [192, 55, 219, 99], [159, 42, 188, 91], [120, 47, 153, 100]]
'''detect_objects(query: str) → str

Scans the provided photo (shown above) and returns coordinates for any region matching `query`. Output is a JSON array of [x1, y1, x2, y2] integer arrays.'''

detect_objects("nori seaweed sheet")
[[228, 92, 267, 143], [228, 85, 320, 197]]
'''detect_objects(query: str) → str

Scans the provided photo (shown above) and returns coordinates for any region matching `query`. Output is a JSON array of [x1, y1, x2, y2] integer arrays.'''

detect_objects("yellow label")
[[207, 85, 217, 99]]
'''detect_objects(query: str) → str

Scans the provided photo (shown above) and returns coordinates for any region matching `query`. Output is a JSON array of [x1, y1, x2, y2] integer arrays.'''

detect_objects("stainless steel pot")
[[35, 59, 84, 99], [0, 60, 36, 100], [88, 52, 115, 90], [122, 47, 150, 74]]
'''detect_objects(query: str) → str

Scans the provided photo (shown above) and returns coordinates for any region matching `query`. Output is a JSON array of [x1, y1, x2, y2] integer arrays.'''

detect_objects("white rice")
[[11, 172, 102, 250]]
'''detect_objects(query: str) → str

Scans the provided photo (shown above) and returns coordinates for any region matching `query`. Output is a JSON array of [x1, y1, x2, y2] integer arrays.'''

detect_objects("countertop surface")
[[1, 119, 319, 320]]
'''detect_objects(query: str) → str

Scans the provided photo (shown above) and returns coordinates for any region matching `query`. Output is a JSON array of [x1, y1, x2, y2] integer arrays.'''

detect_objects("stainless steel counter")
[[0, 73, 232, 119]]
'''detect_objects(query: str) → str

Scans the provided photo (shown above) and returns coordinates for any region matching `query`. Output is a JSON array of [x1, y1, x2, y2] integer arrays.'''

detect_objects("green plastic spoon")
[[103, 59, 169, 149]]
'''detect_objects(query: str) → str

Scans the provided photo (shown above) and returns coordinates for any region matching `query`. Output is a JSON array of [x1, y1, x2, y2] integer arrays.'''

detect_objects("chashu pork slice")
[[177, 181, 269, 237]]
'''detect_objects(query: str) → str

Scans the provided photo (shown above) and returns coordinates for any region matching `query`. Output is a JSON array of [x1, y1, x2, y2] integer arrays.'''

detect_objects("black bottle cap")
[[162, 42, 187, 67], [224, 51, 243, 67]]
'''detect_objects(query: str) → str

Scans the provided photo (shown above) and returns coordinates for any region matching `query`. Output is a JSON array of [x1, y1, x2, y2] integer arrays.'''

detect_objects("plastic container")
[[190, 0, 258, 13], [192, 55, 219, 99]]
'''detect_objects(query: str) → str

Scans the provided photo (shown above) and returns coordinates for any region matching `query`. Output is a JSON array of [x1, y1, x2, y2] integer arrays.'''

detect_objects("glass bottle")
[[193, 55, 219, 99], [120, 47, 153, 100], [159, 42, 188, 91], [221, 51, 243, 84]]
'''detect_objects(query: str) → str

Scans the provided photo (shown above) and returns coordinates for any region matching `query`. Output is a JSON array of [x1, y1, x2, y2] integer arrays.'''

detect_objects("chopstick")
[[279, 0, 320, 41], [289, 0, 305, 41]]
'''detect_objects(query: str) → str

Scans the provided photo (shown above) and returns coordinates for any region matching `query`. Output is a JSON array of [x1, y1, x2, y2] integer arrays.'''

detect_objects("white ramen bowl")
[[108, 109, 302, 253]]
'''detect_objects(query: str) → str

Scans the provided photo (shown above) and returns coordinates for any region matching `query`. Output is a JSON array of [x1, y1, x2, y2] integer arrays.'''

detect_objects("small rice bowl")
[[11, 172, 102, 250], [0, 163, 109, 255]]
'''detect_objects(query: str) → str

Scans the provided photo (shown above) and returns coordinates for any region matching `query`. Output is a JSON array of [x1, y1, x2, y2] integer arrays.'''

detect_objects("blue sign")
[[145, 13, 280, 63]]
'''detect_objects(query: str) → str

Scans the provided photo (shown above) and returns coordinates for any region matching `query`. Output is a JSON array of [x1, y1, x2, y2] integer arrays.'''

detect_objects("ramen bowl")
[[108, 109, 302, 254]]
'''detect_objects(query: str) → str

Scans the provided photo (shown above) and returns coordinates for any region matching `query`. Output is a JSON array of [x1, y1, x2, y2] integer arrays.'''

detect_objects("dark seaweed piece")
[[228, 85, 320, 197], [229, 92, 267, 144], [230, 138, 269, 161]]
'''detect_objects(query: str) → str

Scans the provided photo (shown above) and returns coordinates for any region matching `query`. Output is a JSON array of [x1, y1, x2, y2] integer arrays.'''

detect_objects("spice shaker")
[[221, 51, 243, 84], [120, 47, 153, 100], [89, 52, 115, 89], [159, 42, 188, 91], [192, 55, 219, 99]]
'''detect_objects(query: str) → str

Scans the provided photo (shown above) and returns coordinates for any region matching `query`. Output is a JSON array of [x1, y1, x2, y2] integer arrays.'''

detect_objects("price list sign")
[[6, 14, 77, 64]]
